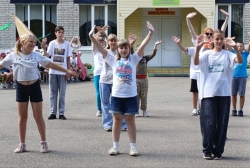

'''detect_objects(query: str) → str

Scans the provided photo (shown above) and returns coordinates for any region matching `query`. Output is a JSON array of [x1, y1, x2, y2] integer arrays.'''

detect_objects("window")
[[216, 4, 244, 42], [79, 5, 117, 46], [15, 4, 57, 45]]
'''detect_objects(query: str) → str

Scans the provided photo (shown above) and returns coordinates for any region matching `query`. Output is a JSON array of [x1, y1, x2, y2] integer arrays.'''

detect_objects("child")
[[70, 35, 81, 53], [135, 40, 162, 117], [230, 41, 250, 116], [70, 51, 79, 82], [172, 36, 200, 116], [0, 34, 75, 153], [43, 26, 72, 120], [194, 30, 242, 160], [89, 21, 154, 156]]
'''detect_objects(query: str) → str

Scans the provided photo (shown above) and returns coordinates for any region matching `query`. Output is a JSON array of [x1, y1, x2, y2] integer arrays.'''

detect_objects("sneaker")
[[192, 109, 199, 116], [129, 146, 139, 156], [122, 128, 127, 131], [238, 110, 243, 117], [96, 111, 102, 117], [197, 109, 201, 115], [0, 83, 4, 89], [104, 127, 112, 132], [4, 83, 8, 88], [109, 146, 119, 155], [143, 111, 149, 117], [48, 114, 57, 120], [213, 152, 222, 160], [59, 115, 67, 120], [135, 114, 140, 117], [14, 143, 26, 153], [232, 110, 237, 116], [40, 142, 49, 153], [203, 152, 213, 160]]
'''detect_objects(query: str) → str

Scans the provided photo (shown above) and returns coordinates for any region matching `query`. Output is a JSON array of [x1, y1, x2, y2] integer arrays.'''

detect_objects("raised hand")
[[171, 36, 180, 43], [186, 12, 196, 19], [196, 34, 206, 47], [89, 25, 96, 37], [128, 33, 137, 47], [220, 9, 229, 17], [155, 40, 162, 45], [226, 37, 236, 47], [146, 21, 154, 33]]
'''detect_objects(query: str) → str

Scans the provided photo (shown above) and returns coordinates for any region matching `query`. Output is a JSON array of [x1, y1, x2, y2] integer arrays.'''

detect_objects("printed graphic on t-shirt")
[[139, 57, 146, 63], [116, 61, 132, 85], [209, 64, 224, 73], [53, 48, 65, 64]]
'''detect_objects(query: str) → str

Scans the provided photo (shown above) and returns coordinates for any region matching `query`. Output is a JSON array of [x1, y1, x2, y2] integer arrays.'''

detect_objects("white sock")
[[130, 143, 136, 148], [113, 142, 119, 148]]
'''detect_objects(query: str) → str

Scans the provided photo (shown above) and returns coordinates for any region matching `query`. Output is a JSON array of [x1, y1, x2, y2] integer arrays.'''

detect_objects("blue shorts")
[[16, 79, 43, 102], [110, 96, 138, 115], [231, 77, 247, 96]]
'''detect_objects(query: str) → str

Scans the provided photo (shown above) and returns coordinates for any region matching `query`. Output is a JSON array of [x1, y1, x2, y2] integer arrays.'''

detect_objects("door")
[[143, 18, 181, 67]]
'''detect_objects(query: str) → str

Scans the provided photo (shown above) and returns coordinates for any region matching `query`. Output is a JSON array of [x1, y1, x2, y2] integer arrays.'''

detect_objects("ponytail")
[[14, 40, 22, 55]]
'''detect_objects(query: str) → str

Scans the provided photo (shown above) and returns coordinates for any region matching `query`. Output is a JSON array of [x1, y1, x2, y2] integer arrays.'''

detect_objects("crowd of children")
[[0, 9, 249, 161]]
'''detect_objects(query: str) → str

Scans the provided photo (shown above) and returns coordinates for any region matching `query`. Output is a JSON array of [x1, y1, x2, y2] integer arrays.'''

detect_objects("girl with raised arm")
[[89, 21, 154, 156]]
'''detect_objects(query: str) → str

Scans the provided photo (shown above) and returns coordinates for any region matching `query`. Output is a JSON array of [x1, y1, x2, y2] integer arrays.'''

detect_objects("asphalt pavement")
[[0, 77, 249, 168]]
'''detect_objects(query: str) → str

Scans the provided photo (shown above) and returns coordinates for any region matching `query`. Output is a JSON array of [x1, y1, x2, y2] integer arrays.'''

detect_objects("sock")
[[41, 141, 47, 143], [113, 142, 119, 148], [130, 143, 136, 148]]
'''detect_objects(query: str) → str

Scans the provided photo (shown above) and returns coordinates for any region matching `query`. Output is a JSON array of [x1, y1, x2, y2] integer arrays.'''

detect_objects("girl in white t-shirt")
[[89, 21, 154, 156], [194, 30, 242, 160], [0, 34, 75, 154]]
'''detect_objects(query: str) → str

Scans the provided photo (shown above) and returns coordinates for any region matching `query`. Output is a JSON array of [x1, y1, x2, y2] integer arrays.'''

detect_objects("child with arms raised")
[[89, 21, 154, 156]]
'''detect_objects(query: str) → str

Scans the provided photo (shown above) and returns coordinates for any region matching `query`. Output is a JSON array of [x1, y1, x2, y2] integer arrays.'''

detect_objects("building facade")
[[0, 0, 249, 68]]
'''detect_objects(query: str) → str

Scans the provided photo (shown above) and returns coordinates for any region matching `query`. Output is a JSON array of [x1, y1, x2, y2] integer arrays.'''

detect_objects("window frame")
[[215, 3, 245, 40], [79, 4, 117, 50]]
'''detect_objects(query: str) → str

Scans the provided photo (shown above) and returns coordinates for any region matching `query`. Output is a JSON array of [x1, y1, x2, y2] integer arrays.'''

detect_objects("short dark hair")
[[55, 26, 64, 32], [237, 41, 244, 45]]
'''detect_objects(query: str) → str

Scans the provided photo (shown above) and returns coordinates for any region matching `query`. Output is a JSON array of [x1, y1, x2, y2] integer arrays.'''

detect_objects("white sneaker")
[[40, 142, 49, 153], [143, 111, 149, 117], [129, 146, 139, 156], [96, 111, 102, 117], [192, 109, 198, 116], [135, 114, 140, 117], [0, 83, 4, 89], [5, 83, 8, 89], [108, 146, 119, 155]]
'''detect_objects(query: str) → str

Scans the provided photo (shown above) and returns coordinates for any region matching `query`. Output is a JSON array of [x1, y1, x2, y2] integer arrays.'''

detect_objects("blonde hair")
[[116, 39, 130, 60], [14, 34, 37, 55], [106, 34, 117, 49]]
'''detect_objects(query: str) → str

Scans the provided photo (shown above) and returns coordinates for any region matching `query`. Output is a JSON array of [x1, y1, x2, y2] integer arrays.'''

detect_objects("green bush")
[[84, 63, 92, 69]]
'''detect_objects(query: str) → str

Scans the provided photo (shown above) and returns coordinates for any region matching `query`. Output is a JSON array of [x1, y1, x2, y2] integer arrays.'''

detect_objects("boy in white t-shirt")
[[89, 21, 154, 156], [194, 30, 242, 160], [43, 26, 72, 120]]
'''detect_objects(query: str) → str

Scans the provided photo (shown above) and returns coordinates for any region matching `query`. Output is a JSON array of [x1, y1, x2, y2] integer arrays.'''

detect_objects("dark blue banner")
[[216, 0, 249, 3], [74, 0, 116, 4], [10, 0, 58, 3]]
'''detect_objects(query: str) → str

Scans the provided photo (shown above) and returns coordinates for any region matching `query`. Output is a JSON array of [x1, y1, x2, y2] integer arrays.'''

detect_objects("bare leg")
[[193, 92, 198, 109], [125, 115, 136, 143], [239, 96, 245, 109], [16, 102, 29, 143], [31, 102, 46, 141], [232, 95, 237, 109], [112, 114, 123, 142]]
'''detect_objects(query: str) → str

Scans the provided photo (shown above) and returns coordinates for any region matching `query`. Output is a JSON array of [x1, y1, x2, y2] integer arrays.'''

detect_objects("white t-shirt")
[[70, 57, 77, 67], [0, 51, 51, 81], [198, 50, 236, 99], [93, 50, 103, 76], [100, 50, 116, 84], [105, 52, 141, 98], [47, 40, 72, 75], [187, 47, 200, 79]]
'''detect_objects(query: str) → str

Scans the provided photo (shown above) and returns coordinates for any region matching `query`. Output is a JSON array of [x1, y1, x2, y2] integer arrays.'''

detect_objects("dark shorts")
[[190, 79, 198, 92], [110, 96, 138, 115], [231, 77, 247, 96], [16, 80, 43, 102], [1, 68, 10, 74]]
